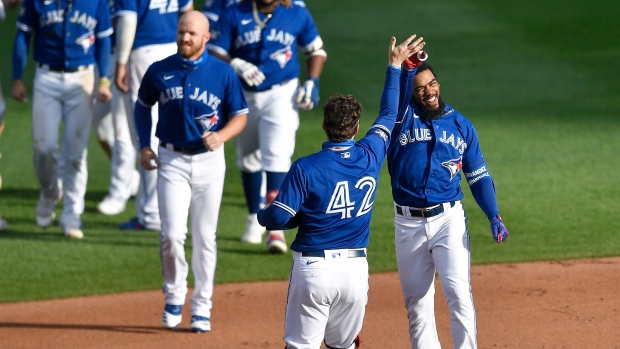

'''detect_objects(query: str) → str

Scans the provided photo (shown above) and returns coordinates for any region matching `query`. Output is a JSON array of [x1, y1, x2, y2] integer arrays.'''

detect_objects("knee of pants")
[[160, 233, 187, 256]]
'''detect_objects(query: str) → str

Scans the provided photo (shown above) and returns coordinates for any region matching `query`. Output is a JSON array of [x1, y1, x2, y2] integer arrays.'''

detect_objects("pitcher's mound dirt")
[[1, 257, 618, 348]]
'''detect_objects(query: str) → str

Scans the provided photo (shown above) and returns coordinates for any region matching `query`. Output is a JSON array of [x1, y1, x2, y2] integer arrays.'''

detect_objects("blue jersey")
[[16, 0, 113, 68], [201, 0, 241, 23], [258, 67, 401, 251], [136, 52, 248, 149], [387, 68, 493, 209], [207, 1, 321, 91], [115, 0, 193, 49]]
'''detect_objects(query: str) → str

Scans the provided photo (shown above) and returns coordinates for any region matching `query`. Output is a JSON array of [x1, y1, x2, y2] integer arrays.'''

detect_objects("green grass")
[[0, 0, 619, 303]]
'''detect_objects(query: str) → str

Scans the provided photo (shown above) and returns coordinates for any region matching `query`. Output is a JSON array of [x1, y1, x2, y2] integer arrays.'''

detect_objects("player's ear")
[[204, 32, 211, 44]]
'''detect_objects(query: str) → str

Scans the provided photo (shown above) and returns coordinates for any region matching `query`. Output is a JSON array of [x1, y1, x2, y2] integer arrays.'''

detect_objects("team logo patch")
[[195, 111, 219, 133], [442, 157, 462, 181], [76, 32, 95, 53], [340, 152, 351, 159], [269, 46, 293, 69]]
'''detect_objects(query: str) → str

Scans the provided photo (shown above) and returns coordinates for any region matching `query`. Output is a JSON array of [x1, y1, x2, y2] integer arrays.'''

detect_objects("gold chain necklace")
[[252, 0, 273, 30]]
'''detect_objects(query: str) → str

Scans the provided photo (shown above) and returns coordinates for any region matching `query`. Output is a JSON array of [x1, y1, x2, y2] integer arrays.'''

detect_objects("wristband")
[[99, 77, 111, 87]]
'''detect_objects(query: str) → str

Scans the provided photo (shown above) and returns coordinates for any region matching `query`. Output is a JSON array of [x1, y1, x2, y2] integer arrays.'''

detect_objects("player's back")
[[115, 0, 193, 49], [288, 142, 384, 251]]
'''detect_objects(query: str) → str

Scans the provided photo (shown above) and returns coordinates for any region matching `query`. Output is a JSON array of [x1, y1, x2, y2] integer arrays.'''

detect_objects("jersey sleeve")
[[257, 161, 307, 230], [15, 0, 37, 32], [202, 0, 226, 22], [136, 66, 159, 107], [296, 7, 320, 48], [206, 7, 234, 56], [114, 0, 137, 16], [358, 66, 402, 156], [222, 66, 249, 118]]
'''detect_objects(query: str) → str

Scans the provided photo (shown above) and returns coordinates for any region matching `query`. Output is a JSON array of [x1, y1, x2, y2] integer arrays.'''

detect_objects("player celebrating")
[[115, 0, 194, 232], [135, 11, 248, 332], [207, 0, 326, 253], [386, 61, 510, 348], [12, 0, 113, 239], [257, 34, 426, 349]]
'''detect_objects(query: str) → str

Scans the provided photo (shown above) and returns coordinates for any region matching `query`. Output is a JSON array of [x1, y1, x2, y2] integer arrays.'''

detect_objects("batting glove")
[[230, 58, 266, 87], [404, 51, 428, 70], [296, 77, 319, 110], [490, 214, 509, 243]]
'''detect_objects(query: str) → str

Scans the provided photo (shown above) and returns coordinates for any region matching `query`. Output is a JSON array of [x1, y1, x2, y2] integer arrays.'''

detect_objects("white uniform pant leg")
[[188, 147, 225, 318], [32, 68, 63, 204], [324, 255, 368, 349], [259, 79, 299, 173], [284, 251, 368, 349], [108, 85, 136, 202], [128, 43, 176, 229], [429, 203, 477, 349], [158, 147, 191, 305], [235, 91, 262, 173], [394, 212, 441, 349]]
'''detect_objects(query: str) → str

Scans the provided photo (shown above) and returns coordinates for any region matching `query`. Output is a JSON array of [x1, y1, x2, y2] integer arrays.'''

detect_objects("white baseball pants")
[[284, 250, 368, 349], [235, 78, 300, 173], [158, 145, 225, 318], [32, 65, 94, 228], [94, 53, 137, 203], [394, 201, 477, 349], [127, 42, 177, 229]]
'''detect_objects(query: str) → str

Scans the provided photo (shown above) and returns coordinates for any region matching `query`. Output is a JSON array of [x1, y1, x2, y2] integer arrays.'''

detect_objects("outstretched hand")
[[490, 215, 509, 243], [389, 34, 425, 68]]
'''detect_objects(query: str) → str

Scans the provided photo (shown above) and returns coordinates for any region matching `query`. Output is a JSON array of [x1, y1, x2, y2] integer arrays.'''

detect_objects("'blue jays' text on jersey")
[[115, 0, 193, 50], [207, 1, 321, 92], [16, 0, 112, 68], [258, 67, 401, 251], [387, 70, 492, 208], [136, 52, 248, 149]]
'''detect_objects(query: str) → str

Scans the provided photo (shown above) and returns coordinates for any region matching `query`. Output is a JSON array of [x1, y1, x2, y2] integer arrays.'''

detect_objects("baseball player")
[[386, 60, 510, 348], [12, 0, 113, 239], [207, 0, 326, 253], [257, 35, 426, 349], [0, 0, 22, 232], [135, 10, 248, 332], [94, 0, 140, 216], [201, 0, 242, 24], [115, 0, 194, 231]]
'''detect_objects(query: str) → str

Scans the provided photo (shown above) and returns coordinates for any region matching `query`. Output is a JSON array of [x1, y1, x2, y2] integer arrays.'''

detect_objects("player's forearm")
[[305, 54, 325, 79], [372, 66, 402, 131], [95, 36, 112, 78], [115, 14, 137, 65], [467, 167, 500, 220], [12, 30, 30, 80], [134, 101, 153, 150], [215, 113, 247, 142]]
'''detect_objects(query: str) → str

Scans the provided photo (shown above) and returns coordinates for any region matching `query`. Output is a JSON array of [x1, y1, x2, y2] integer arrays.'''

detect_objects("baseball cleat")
[[241, 213, 266, 244], [190, 315, 211, 333], [36, 213, 55, 228], [267, 231, 287, 254], [0, 217, 7, 231], [97, 196, 126, 215], [162, 304, 183, 329], [119, 217, 159, 231], [63, 227, 84, 239]]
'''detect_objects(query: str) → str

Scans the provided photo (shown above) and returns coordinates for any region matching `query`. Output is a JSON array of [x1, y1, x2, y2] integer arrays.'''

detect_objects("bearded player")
[[387, 60, 509, 348], [207, 0, 326, 254]]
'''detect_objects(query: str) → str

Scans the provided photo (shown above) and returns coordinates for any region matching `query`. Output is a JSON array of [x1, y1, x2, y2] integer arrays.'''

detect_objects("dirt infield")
[[1, 257, 619, 349]]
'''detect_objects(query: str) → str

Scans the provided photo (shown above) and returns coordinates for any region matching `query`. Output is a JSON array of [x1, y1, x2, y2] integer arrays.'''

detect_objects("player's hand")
[[0, 120, 4, 137], [230, 58, 266, 86], [202, 131, 223, 151], [389, 34, 425, 68], [97, 85, 112, 103], [140, 147, 159, 171], [11, 80, 27, 103], [490, 214, 509, 243], [115, 63, 129, 93], [3, 0, 22, 10], [295, 77, 319, 110]]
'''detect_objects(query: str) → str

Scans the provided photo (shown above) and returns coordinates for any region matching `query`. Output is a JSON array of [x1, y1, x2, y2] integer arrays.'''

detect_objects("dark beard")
[[413, 97, 446, 120]]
